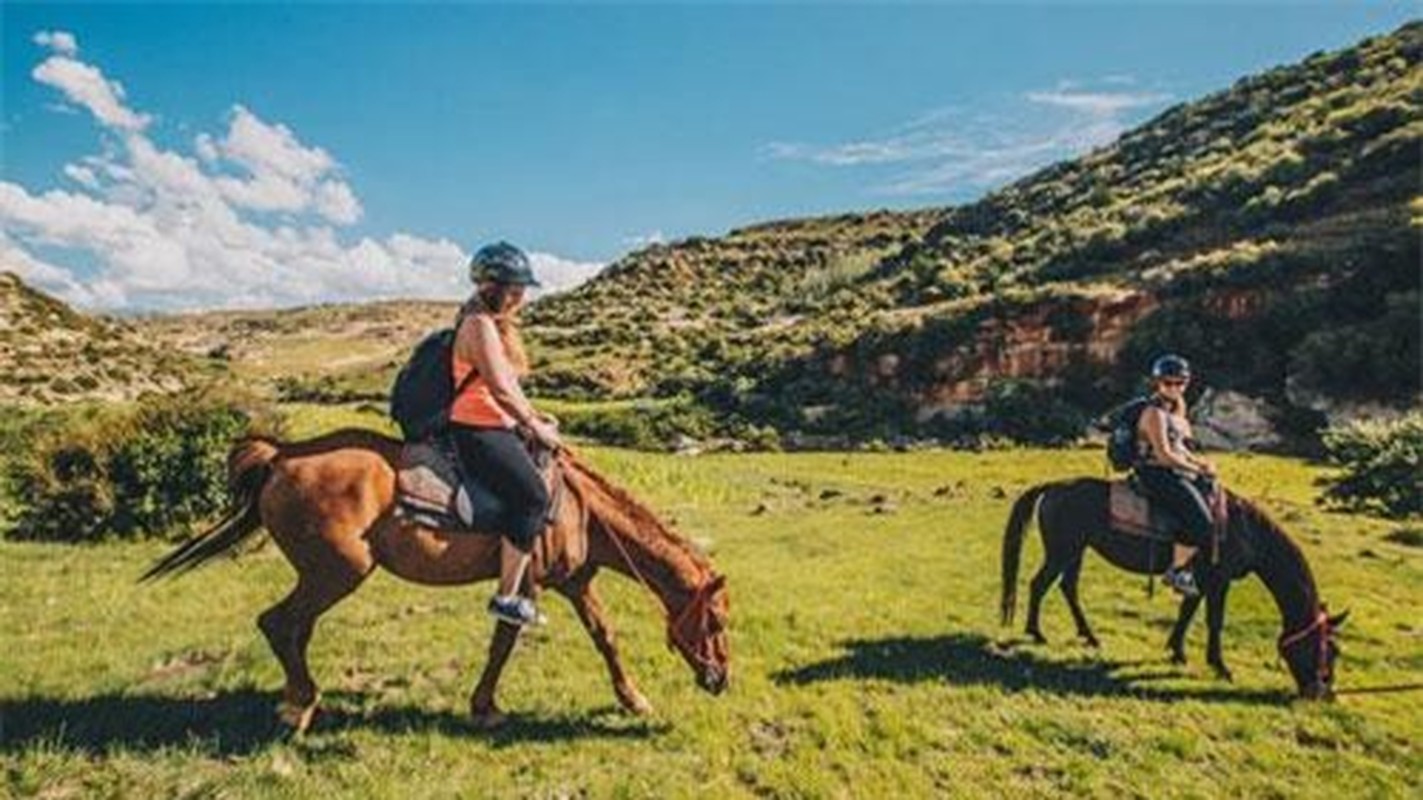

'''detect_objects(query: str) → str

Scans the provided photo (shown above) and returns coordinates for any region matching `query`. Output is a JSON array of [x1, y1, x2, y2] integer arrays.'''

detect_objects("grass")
[[2, 409, 1421, 797]]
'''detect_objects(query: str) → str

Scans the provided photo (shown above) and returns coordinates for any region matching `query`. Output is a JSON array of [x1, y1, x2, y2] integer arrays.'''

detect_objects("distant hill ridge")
[[0, 271, 194, 405]]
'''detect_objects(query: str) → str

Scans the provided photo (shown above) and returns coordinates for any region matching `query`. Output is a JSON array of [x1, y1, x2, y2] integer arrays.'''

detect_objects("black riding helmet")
[[469, 241, 541, 287], [1150, 354, 1191, 381]]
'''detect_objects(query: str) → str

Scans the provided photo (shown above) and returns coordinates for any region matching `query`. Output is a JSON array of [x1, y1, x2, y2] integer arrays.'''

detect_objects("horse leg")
[[469, 620, 522, 729], [1166, 594, 1202, 665], [1204, 581, 1233, 682], [257, 573, 363, 735], [558, 576, 653, 716], [1024, 555, 1068, 645], [1059, 554, 1099, 648]]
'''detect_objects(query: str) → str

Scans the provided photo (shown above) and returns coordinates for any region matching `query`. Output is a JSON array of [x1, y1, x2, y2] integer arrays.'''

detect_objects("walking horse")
[[144, 428, 730, 732], [1000, 478, 1347, 699]]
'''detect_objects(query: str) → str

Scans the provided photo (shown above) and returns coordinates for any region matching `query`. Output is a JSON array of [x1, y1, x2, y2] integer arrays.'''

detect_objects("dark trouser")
[[449, 424, 550, 552], [1136, 465, 1216, 550]]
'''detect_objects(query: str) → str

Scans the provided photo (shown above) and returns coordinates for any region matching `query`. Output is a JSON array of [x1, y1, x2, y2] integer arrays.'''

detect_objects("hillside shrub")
[[5, 390, 282, 542], [1318, 412, 1423, 518]]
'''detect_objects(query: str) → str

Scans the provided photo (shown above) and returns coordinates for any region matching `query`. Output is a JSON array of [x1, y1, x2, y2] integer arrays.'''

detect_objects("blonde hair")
[[461, 285, 530, 376]]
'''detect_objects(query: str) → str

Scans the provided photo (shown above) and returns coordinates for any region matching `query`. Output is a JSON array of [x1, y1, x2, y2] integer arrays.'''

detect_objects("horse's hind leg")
[[1025, 555, 1069, 644], [258, 572, 364, 734], [1059, 555, 1099, 648]]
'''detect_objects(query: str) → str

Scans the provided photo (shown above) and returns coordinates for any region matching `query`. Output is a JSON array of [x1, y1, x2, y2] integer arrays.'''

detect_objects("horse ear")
[[709, 574, 727, 592], [1329, 609, 1350, 629]]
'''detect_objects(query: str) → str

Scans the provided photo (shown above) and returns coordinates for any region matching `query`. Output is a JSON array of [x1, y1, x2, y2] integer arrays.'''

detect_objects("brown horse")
[[144, 428, 730, 732], [1000, 478, 1347, 699]]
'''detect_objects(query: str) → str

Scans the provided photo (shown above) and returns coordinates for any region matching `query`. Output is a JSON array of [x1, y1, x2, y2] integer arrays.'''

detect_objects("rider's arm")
[[456, 315, 540, 428], [1141, 407, 1199, 472]]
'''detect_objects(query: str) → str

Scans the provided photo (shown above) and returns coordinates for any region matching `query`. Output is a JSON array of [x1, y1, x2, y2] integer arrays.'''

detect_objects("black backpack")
[[389, 324, 481, 442], [1103, 396, 1152, 472]]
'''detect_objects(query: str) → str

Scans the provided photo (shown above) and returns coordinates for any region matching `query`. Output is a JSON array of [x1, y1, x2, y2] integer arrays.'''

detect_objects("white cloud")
[[31, 32, 151, 133], [33, 30, 78, 57], [528, 252, 605, 298], [623, 230, 666, 247], [0, 35, 602, 311], [765, 79, 1172, 196]]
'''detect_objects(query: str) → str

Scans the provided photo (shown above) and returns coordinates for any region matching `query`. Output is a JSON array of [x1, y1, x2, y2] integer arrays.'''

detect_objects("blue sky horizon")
[[1, 3, 1417, 311]]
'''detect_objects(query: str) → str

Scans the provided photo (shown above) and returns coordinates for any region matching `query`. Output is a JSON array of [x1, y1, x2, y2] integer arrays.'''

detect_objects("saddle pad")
[[395, 438, 563, 533], [1108, 479, 1176, 541]]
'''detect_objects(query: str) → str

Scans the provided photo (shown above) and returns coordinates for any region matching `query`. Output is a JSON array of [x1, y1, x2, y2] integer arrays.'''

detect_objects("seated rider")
[[1133, 354, 1218, 597], [449, 241, 565, 627]]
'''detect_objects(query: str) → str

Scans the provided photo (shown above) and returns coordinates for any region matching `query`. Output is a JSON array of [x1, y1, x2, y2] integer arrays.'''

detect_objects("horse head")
[[1280, 603, 1348, 700], [668, 572, 730, 695]]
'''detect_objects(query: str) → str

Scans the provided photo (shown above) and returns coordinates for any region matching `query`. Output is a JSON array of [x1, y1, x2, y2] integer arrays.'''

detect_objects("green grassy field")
[[2, 412, 1421, 797]]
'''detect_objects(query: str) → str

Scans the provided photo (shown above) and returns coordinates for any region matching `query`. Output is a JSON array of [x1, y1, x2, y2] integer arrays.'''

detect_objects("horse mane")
[[560, 452, 712, 575], [1229, 491, 1319, 594]]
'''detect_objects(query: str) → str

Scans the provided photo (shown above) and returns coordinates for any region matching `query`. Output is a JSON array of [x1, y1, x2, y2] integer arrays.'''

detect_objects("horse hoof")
[[1169, 652, 1187, 666], [1212, 666, 1234, 683], [620, 692, 654, 717], [277, 701, 318, 736], [1027, 631, 1047, 645], [1081, 636, 1101, 649], [471, 708, 508, 730]]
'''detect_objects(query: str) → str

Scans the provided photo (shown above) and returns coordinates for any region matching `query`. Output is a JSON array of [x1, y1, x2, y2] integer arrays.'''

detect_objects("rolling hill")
[[523, 22, 1422, 445]]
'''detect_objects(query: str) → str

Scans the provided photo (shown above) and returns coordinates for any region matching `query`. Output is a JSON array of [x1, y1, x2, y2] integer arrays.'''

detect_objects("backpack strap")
[[449, 312, 485, 403]]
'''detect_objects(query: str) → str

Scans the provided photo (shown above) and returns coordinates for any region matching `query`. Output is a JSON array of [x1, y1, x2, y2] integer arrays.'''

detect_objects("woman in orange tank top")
[[450, 242, 564, 628]]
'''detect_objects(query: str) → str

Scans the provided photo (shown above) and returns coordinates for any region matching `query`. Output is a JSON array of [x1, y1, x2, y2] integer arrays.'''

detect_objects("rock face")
[[1192, 389, 1284, 451], [914, 290, 1158, 419]]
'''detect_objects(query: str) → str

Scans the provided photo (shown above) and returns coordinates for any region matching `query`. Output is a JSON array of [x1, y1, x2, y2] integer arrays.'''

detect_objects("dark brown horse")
[[144, 428, 730, 732], [1000, 478, 1347, 699]]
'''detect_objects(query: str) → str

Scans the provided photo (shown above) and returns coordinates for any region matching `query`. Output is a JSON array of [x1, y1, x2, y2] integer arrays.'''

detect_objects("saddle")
[[395, 433, 564, 533], [1108, 475, 1228, 546]]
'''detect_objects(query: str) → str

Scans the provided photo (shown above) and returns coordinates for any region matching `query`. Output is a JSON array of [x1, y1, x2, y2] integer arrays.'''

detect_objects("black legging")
[[1136, 465, 1216, 549], [449, 424, 549, 552]]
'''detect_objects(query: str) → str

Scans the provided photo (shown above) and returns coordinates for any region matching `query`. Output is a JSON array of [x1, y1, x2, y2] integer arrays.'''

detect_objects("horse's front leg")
[[469, 619, 522, 728], [558, 575, 653, 716], [1204, 581, 1232, 682], [1166, 594, 1203, 665]]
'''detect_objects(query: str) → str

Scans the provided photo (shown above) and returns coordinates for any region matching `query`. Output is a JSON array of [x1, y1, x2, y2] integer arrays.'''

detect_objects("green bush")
[[1318, 412, 1423, 519], [5, 391, 281, 542]]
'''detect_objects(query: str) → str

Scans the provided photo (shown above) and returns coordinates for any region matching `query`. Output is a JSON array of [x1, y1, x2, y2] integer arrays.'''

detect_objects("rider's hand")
[[1198, 459, 1217, 476], [530, 419, 564, 452]]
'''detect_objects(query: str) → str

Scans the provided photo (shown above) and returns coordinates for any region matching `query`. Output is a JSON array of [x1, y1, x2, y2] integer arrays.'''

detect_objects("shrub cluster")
[[4, 390, 281, 542], [1318, 412, 1423, 519]]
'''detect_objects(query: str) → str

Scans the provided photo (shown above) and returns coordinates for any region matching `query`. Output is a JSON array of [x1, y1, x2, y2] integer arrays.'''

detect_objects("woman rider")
[[1134, 354, 1218, 597], [450, 241, 565, 627]]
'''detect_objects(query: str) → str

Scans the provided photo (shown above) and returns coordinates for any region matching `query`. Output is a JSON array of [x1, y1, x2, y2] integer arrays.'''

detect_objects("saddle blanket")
[[396, 436, 561, 533], [1108, 478, 1228, 543], [1108, 479, 1175, 541]]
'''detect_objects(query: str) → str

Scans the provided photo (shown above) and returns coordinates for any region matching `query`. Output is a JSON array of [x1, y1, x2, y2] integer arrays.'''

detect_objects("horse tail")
[[140, 436, 279, 582], [1001, 481, 1054, 626]]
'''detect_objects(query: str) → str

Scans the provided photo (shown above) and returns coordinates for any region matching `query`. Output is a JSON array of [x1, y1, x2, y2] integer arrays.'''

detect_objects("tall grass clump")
[[3, 389, 282, 543], [1317, 411, 1423, 519]]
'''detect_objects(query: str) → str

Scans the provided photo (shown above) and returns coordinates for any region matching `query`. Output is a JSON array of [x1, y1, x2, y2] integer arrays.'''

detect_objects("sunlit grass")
[[2, 413, 1420, 797]]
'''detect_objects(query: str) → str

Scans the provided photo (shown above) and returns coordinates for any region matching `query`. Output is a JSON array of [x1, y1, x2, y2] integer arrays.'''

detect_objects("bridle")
[[1278, 608, 1332, 690], [599, 512, 726, 672]]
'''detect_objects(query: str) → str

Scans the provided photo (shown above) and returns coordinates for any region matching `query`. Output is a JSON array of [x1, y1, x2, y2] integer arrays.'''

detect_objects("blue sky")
[[1, 3, 1416, 310]]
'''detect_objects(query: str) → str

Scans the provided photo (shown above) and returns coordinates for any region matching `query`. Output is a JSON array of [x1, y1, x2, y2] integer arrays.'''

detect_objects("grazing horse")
[[1000, 478, 1346, 699], [144, 428, 730, 732]]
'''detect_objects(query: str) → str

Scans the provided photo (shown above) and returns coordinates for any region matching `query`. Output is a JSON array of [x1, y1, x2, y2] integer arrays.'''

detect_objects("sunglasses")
[[1161, 378, 1190, 387]]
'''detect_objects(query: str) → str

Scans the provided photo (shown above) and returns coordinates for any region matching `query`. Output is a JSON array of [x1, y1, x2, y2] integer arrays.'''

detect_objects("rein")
[[595, 499, 723, 670], [1278, 608, 1331, 686]]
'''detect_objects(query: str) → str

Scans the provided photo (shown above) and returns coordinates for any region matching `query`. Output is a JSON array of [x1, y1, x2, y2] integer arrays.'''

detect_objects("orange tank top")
[[450, 317, 518, 429]]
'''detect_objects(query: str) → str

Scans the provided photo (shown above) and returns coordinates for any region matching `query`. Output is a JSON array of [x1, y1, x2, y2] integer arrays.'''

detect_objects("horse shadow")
[[772, 632, 1288, 705], [0, 687, 665, 757]]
